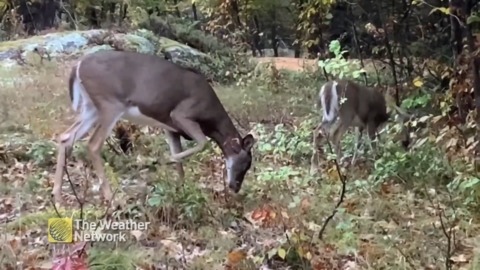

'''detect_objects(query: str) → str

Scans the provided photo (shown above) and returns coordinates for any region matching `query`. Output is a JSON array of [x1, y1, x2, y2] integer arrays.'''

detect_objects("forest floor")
[[0, 55, 479, 270], [253, 56, 389, 74], [254, 57, 318, 72]]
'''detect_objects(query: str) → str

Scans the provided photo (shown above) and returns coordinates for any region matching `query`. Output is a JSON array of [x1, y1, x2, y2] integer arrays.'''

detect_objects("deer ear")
[[242, 134, 255, 151]]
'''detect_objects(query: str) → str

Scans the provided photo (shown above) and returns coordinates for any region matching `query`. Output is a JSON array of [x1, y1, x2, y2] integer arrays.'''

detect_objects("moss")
[[0, 36, 44, 51], [82, 44, 114, 55], [123, 33, 156, 54]]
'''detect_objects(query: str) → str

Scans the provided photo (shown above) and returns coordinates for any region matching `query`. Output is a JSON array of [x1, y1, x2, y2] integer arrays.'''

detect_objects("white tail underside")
[[61, 61, 99, 145], [320, 80, 339, 123]]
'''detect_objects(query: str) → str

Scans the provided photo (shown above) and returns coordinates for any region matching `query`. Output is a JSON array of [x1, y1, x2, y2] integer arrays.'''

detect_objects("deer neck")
[[206, 118, 242, 157]]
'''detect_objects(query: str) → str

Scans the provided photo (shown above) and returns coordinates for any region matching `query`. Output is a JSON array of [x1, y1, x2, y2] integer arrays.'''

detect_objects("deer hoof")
[[101, 189, 113, 205]]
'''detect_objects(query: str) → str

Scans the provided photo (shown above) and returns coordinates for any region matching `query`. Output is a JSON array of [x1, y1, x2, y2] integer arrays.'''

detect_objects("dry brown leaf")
[[130, 230, 143, 241], [327, 166, 341, 181], [226, 250, 247, 265], [300, 197, 311, 212], [160, 239, 182, 255], [450, 254, 469, 263]]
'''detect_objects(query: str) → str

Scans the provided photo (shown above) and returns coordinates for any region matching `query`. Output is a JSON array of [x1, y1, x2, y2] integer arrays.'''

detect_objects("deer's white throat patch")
[[226, 157, 234, 186]]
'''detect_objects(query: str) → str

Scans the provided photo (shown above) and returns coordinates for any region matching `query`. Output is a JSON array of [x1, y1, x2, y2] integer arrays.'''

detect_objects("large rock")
[[0, 29, 220, 81]]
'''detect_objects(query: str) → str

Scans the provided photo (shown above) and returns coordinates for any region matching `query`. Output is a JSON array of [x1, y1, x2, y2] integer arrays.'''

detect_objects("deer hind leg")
[[309, 123, 324, 175], [52, 110, 98, 203], [86, 110, 124, 204], [365, 123, 378, 158], [164, 131, 185, 180], [351, 127, 364, 166], [169, 110, 208, 162], [330, 121, 350, 164]]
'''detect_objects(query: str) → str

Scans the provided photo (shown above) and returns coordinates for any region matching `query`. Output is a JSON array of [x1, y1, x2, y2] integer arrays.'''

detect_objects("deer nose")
[[228, 182, 241, 193]]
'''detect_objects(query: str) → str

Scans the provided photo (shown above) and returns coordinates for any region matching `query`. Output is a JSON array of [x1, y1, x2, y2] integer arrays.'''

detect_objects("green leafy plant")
[[318, 40, 366, 79], [448, 168, 480, 209], [147, 180, 209, 225], [255, 119, 316, 164], [26, 140, 56, 167], [370, 138, 453, 188], [401, 92, 432, 109]]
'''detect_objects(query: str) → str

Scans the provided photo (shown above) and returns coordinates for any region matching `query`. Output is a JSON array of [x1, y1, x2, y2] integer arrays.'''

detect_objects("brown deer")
[[310, 79, 410, 172], [52, 50, 255, 204]]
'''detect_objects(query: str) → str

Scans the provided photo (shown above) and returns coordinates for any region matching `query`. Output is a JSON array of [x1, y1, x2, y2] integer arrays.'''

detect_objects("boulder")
[[0, 29, 220, 81]]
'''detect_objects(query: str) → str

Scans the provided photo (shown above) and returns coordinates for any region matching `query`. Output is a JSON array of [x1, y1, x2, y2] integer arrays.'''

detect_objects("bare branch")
[[317, 140, 347, 240]]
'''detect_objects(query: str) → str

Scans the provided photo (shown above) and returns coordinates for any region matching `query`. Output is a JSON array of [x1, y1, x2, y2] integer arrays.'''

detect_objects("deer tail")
[[320, 81, 338, 123]]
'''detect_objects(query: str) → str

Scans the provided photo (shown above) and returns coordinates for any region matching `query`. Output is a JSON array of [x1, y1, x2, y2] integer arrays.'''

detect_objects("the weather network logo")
[[48, 218, 73, 243]]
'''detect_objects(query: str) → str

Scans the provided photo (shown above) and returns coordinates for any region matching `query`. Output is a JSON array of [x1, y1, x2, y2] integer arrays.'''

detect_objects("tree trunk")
[[270, 9, 278, 57], [374, 1, 400, 105], [450, 0, 464, 65], [464, 0, 480, 158], [173, 0, 181, 17], [230, 0, 242, 27], [192, 3, 198, 20], [253, 15, 263, 56], [294, 0, 305, 58]]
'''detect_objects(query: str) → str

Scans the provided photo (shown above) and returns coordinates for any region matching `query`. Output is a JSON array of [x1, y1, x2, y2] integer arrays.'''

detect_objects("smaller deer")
[[310, 79, 410, 171]]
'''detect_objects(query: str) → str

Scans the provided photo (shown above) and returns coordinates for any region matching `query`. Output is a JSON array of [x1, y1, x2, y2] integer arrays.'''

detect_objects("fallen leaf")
[[160, 239, 182, 255], [267, 248, 277, 259], [130, 230, 143, 241], [277, 248, 286, 260], [343, 260, 359, 270], [251, 209, 267, 221], [413, 77, 424, 87], [450, 254, 468, 263], [281, 211, 290, 219], [227, 250, 247, 265], [300, 198, 311, 211]]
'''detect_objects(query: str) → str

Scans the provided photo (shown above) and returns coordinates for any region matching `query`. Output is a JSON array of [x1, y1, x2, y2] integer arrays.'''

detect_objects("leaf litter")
[[1, 81, 480, 269]]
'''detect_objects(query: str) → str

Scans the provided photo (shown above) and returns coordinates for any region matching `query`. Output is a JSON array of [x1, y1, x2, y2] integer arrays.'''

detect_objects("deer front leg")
[[169, 113, 208, 162], [365, 123, 377, 158], [309, 124, 323, 175], [331, 123, 349, 164], [164, 131, 185, 180]]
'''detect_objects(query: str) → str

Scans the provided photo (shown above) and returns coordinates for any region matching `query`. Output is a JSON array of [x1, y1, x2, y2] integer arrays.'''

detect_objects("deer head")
[[52, 50, 256, 204]]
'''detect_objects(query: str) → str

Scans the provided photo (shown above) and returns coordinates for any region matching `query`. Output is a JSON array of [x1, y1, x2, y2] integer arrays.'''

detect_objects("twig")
[[423, 186, 456, 270], [379, 227, 417, 269], [63, 146, 84, 219], [317, 140, 347, 240], [105, 137, 122, 156], [50, 196, 62, 218], [59, 0, 78, 30], [348, 8, 368, 86], [439, 210, 453, 270]]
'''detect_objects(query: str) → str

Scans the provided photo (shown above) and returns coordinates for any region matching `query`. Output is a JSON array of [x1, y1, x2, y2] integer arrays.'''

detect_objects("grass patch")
[[0, 60, 73, 137]]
